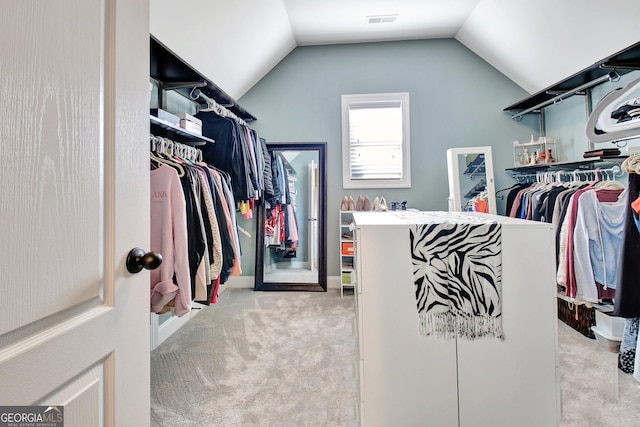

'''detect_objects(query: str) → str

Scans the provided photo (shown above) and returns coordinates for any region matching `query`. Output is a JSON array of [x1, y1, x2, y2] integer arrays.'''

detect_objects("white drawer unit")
[[351, 211, 560, 427]]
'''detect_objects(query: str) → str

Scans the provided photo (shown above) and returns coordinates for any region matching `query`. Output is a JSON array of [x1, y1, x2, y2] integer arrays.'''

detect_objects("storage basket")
[[557, 298, 595, 339]]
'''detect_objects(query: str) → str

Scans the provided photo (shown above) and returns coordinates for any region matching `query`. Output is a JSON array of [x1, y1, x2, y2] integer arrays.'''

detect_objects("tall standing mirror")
[[255, 142, 327, 291], [446, 146, 497, 215]]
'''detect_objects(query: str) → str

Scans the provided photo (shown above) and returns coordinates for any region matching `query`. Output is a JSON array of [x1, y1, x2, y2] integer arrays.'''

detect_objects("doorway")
[[254, 142, 327, 291]]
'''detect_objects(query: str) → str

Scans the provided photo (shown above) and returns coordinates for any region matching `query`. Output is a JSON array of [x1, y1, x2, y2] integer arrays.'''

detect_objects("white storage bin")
[[591, 326, 621, 353], [594, 309, 624, 338]]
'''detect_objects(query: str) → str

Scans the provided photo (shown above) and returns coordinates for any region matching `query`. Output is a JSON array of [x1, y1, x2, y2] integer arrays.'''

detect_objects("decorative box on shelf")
[[513, 137, 558, 167], [341, 242, 354, 255], [177, 113, 203, 136]]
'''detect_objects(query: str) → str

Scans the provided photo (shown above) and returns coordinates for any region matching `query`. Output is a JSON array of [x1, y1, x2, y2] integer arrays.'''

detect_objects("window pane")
[[348, 104, 403, 180], [341, 92, 410, 189]]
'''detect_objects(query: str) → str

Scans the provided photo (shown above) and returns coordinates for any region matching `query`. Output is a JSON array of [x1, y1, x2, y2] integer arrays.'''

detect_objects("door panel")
[[0, 0, 150, 425], [39, 357, 109, 427], [0, 0, 105, 337]]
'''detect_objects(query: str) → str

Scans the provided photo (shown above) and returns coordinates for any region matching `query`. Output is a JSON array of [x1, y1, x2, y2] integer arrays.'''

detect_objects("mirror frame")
[[254, 142, 327, 291], [446, 146, 497, 215]]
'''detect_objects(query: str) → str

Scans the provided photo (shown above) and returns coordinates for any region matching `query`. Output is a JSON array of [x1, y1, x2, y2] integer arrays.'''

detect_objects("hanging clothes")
[[264, 151, 299, 256], [615, 172, 640, 317], [149, 135, 243, 312], [506, 169, 625, 304], [196, 112, 264, 203], [615, 155, 640, 382], [563, 187, 624, 302], [619, 318, 639, 374], [510, 161, 640, 381], [573, 189, 626, 303], [260, 137, 275, 199], [150, 164, 192, 317]]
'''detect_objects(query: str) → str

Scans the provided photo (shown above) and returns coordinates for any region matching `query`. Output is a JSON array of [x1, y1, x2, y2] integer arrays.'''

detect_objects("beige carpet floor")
[[151, 288, 640, 426], [558, 320, 640, 427], [151, 288, 359, 426]]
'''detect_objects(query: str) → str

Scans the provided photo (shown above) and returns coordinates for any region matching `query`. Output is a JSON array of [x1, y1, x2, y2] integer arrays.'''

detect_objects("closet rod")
[[562, 164, 621, 176], [534, 165, 623, 181], [510, 71, 620, 120], [190, 88, 234, 108], [190, 87, 247, 126]]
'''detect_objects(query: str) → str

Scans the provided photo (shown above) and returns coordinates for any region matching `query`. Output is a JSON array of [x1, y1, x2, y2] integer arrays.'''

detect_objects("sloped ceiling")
[[150, 0, 640, 101], [150, 0, 296, 99], [457, 0, 640, 95]]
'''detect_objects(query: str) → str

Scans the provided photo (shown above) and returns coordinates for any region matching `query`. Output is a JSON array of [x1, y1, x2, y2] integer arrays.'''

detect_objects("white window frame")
[[341, 92, 411, 189]]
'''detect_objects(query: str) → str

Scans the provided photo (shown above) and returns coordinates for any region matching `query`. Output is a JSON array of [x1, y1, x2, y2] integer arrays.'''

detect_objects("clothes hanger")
[[151, 151, 186, 177], [150, 137, 186, 177], [496, 182, 521, 194], [586, 76, 640, 143]]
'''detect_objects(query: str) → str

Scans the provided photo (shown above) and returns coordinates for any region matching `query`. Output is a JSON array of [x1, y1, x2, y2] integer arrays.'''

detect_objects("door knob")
[[126, 247, 163, 274]]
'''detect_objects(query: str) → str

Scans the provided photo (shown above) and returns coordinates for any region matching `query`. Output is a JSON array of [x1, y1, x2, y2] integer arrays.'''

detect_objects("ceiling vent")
[[366, 14, 397, 24]]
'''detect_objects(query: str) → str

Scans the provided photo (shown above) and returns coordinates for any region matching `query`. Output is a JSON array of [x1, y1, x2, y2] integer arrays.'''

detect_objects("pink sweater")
[[150, 164, 191, 317]]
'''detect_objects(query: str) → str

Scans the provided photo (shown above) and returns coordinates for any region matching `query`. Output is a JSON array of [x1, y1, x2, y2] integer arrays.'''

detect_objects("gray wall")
[[237, 38, 541, 277]]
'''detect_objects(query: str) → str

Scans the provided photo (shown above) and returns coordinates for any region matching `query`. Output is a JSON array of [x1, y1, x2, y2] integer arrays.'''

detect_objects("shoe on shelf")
[[348, 196, 356, 211], [341, 196, 348, 211], [378, 196, 388, 211], [356, 195, 364, 211], [372, 197, 380, 211], [363, 195, 371, 211]]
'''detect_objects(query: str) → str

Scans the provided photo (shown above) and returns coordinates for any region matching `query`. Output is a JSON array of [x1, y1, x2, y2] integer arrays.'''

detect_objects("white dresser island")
[[351, 211, 560, 427]]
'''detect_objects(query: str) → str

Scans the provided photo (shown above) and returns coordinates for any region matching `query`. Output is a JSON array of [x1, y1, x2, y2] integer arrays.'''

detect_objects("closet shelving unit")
[[512, 138, 557, 166], [339, 211, 356, 297], [148, 35, 257, 350], [503, 41, 640, 121], [503, 41, 640, 183], [506, 156, 628, 174], [506, 155, 630, 341], [149, 35, 256, 146]]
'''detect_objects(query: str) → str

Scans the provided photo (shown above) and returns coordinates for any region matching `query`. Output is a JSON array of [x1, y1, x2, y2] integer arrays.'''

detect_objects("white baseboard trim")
[[225, 275, 342, 289], [151, 301, 206, 350], [328, 275, 341, 289], [225, 276, 255, 288]]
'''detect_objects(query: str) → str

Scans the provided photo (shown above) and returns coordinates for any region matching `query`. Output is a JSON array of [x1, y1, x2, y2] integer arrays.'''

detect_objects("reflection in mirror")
[[255, 143, 326, 291], [446, 146, 497, 214]]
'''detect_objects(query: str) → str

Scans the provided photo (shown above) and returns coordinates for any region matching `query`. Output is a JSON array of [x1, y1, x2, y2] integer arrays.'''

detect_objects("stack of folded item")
[[583, 148, 621, 158]]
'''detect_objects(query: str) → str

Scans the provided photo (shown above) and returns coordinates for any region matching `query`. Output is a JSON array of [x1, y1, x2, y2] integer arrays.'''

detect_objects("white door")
[[0, 0, 150, 426]]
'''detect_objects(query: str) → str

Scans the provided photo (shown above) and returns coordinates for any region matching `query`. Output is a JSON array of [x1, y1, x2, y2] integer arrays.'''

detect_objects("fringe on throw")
[[419, 310, 504, 341]]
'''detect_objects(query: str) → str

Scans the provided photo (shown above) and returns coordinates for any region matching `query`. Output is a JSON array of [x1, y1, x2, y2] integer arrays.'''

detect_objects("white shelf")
[[149, 115, 213, 145], [512, 138, 557, 167], [340, 210, 356, 297], [507, 156, 628, 172]]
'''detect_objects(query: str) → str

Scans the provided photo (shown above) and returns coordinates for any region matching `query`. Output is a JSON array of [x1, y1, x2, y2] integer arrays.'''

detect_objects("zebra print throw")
[[394, 211, 504, 340]]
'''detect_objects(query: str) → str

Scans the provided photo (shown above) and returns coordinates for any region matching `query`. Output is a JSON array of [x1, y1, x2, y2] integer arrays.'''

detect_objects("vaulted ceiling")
[[150, 0, 640, 102]]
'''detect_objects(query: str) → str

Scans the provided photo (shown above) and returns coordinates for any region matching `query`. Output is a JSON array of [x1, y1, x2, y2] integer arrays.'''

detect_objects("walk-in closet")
[[3, 1, 640, 426]]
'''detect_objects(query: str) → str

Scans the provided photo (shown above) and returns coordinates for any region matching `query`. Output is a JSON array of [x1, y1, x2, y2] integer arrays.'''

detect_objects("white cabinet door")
[[0, 0, 150, 425], [358, 225, 459, 427], [456, 223, 559, 427]]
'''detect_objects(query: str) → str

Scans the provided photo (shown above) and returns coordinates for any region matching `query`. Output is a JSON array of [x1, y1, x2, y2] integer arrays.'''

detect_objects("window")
[[341, 92, 411, 189]]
